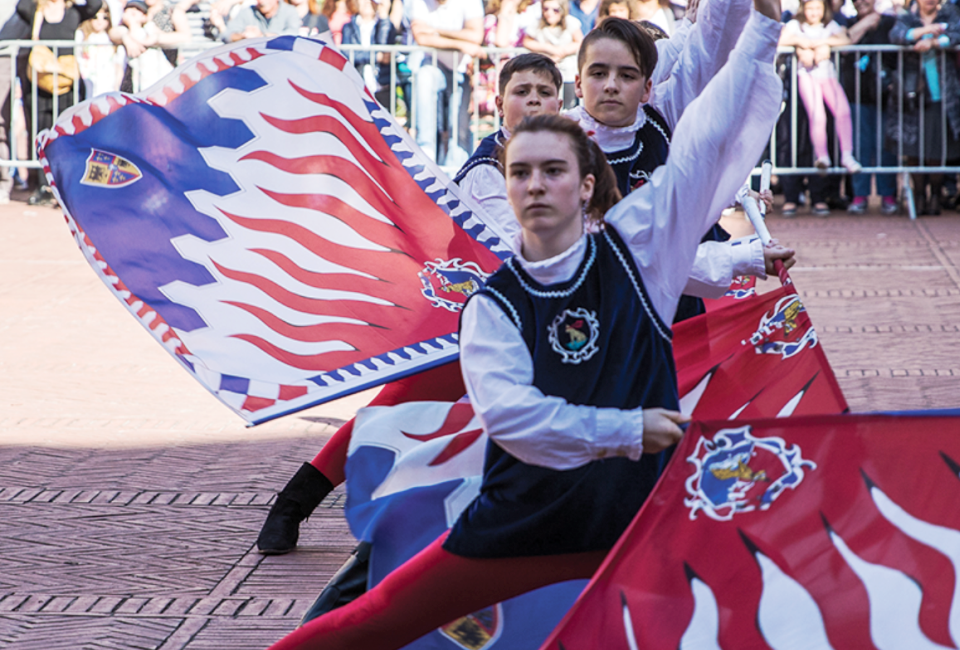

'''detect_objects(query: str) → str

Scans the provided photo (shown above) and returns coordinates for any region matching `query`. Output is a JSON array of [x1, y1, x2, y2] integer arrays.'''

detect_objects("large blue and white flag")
[[38, 37, 512, 425], [347, 401, 587, 650]]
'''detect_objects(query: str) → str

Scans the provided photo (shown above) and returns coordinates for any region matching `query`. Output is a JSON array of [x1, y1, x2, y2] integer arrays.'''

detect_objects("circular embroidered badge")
[[547, 308, 600, 364]]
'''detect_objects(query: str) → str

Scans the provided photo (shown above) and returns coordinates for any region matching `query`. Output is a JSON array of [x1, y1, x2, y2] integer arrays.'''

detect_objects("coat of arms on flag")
[[80, 149, 142, 187], [37, 36, 513, 425]]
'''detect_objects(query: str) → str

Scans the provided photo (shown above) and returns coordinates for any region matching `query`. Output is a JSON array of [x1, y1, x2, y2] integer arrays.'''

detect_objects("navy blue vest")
[[606, 105, 672, 197], [453, 129, 506, 185], [445, 228, 679, 558]]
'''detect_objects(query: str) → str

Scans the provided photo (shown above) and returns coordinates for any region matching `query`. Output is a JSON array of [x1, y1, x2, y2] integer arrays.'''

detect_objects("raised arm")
[[650, 0, 753, 130], [606, 1, 782, 323]]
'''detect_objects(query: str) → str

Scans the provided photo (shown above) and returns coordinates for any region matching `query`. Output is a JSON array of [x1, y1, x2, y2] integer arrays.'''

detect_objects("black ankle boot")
[[300, 542, 371, 626], [257, 463, 333, 555]]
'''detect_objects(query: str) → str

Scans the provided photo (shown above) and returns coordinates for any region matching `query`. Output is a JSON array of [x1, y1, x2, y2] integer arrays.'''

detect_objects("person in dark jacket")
[[890, 0, 960, 214], [840, 0, 899, 213]]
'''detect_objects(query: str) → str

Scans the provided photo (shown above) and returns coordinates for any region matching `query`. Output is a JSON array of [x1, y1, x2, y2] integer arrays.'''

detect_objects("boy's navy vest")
[[606, 105, 672, 198], [453, 129, 506, 185], [445, 228, 679, 558]]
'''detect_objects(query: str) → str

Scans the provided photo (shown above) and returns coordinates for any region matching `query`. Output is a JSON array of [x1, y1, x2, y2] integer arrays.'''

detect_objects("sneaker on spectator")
[[815, 156, 831, 173], [847, 196, 867, 214], [881, 196, 898, 215], [841, 153, 862, 174]]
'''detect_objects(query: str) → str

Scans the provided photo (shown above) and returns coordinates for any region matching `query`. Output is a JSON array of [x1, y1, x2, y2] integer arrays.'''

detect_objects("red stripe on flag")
[[241, 395, 276, 412], [320, 47, 347, 71]]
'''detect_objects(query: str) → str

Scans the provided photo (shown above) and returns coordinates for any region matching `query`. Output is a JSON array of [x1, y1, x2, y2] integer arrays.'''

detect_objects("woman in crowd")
[[890, 0, 960, 215], [17, 0, 102, 206]]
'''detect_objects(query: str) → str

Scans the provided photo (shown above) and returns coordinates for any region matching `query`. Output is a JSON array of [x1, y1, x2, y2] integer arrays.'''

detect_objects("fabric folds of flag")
[[675, 275, 848, 420], [37, 36, 512, 425], [542, 413, 960, 650], [346, 401, 587, 650]]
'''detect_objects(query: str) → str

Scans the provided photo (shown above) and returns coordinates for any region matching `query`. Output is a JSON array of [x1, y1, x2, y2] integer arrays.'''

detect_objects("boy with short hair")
[[454, 53, 564, 248], [568, 11, 793, 318]]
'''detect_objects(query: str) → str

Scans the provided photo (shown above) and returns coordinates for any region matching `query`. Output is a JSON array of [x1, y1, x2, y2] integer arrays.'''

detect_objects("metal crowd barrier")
[[2, 39, 958, 219]]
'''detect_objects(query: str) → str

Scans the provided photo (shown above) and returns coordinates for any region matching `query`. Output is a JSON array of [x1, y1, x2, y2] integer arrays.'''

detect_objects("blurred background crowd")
[[0, 0, 957, 213]]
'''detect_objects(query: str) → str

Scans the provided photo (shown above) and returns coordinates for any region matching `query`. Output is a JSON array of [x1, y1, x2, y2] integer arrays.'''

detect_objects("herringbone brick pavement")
[[2, 197, 959, 649]]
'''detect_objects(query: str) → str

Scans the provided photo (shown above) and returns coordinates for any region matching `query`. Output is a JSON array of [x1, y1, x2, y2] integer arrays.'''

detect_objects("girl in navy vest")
[[268, 0, 782, 640]]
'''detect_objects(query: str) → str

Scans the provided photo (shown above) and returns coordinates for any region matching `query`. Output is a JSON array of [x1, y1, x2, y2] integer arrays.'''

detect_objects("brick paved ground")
[[2, 195, 959, 649]]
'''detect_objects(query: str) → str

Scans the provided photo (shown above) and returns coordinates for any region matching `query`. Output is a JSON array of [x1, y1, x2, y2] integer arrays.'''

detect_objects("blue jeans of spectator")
[[414, 63, 472, 167], [852, 103, 897, 198]]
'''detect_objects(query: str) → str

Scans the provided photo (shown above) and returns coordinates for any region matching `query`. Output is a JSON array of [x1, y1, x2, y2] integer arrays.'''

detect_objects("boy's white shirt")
[[459, 10, 783, 471]]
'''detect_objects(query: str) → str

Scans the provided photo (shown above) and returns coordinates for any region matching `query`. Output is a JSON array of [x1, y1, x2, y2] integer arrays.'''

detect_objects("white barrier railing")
[[2, 39, 958, 218]]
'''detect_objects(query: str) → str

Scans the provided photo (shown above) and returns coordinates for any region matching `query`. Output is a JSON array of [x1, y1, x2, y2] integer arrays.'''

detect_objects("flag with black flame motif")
[[542, 413, 960, 650], [38, 36, 512, 425]]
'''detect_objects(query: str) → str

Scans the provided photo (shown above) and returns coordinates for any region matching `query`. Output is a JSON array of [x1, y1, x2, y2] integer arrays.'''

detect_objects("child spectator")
[[633, 0, 685, 34], [598, 0, 636, 21], [120, 0, 173, 90], [77, 4, 124, 97], [522, 0, 583, 107], [780, 0, 861, 174]]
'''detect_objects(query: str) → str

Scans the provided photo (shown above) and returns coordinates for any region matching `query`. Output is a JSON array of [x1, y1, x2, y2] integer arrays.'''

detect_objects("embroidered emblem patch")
[[440, 604, 503, 649], [80, 149, 142, 188], [744, 294, 818, 359], [684, 425, 816, 521], [724, 275, 757, 300], [547, 307, 599, 363], [418, 258, 489, 312]]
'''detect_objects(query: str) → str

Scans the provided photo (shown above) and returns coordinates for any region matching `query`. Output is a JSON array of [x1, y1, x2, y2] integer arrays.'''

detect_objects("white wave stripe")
[[159, 50, 410, 383], [679, 577, 723, 650], [728, 400, 751, 419], [829, 528, 954, 650], [869, 484, 960, 646], [623, 596, 640, 650], [775, 387, 805, 418], [755, 552, 834, 650]]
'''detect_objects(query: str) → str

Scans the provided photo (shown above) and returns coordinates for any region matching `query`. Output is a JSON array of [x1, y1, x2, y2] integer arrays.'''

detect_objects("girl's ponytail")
[[583, 137, 621, 228]]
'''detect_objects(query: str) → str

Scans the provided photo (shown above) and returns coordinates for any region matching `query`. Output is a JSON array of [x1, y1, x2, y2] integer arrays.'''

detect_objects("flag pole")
[[738, 161, 790, 284]]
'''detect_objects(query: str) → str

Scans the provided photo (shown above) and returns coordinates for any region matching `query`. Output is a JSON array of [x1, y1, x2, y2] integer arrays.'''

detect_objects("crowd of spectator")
[[0, 0, 957, 210]]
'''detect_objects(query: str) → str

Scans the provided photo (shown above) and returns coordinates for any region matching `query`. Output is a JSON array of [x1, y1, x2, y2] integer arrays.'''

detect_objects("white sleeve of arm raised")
[[651, 0, 753, 130], [460, 295, 645, 470], [683, 236, 766, 298], [650, 18, 692, 87], [606, 10, 783, 323]]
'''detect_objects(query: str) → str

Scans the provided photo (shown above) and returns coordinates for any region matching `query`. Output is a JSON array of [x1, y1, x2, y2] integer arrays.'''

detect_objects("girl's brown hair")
[[796, 0, 832, 25], [598, 0, 639, 19], [502, 114, 622, 228], [320, 0, 358, 17], [79, 3, 112, 38], [539, 0, 570, 29]]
